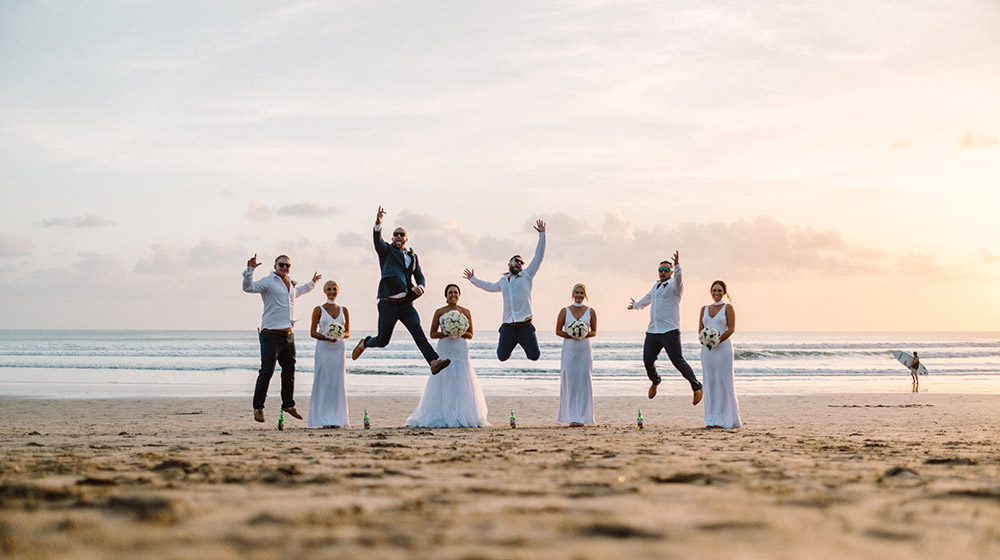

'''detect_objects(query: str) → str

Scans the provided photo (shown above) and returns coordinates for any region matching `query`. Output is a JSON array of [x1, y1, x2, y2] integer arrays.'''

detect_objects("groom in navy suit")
[[352, 206, 451, 375]]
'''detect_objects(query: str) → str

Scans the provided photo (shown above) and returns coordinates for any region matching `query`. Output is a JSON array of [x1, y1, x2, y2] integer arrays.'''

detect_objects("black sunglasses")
[[276, 263, 291, 268], [392, 232, 406, 237]]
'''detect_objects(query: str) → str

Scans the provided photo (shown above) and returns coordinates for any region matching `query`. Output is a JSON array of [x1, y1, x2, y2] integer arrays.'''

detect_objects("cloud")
[[276, 203, 339, 217], [73, 252, 123, 273], [889, 138, 912, 151], [0, 233, 33, 257], [246, 202, 271, 222], [980, 248, 1000, 264], [134, 240, 245, 274], [959, 130, 999, 149], [36, 215, 115, 228]]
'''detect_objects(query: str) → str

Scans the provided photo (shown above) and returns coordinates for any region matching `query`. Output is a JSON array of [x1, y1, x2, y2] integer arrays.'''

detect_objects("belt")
[[504, 318, 532, 327], [381, 296, 410, 303], [261, 328, 292, 335]]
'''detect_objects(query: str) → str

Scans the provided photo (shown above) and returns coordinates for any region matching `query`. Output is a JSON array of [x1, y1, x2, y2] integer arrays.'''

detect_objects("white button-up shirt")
[[469, 232, 545, 324], [632, 264, 684, 333], [243, 268, 316, 330]]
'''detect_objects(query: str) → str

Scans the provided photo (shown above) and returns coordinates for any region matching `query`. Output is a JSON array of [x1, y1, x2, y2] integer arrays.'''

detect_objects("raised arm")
[[671, 252, 683, 297], [464, 268, 502, 293], [523, 220, 546, 278], [242, 254, 265, 293], [628, 289, 653, 310], [372, 206, 389, 256]]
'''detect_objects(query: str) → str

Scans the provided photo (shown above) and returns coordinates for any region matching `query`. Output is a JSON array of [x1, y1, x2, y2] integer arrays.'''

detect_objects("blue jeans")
[[643, 330, 702, 391], [497, 322, 541, 361], [254, 330, 296, 410], [363, 299, 439, 364]]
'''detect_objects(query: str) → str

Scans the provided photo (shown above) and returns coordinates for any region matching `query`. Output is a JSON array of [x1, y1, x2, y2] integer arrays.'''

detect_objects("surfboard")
[[893, 350, 928, 375]]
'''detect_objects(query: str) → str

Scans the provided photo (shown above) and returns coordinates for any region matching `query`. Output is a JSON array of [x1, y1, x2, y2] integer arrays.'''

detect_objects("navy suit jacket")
[[373, 226, 424, 301]]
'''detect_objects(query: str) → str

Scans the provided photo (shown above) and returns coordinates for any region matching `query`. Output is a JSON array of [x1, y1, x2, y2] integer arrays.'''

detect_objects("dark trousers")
[[643, 330, 702, 391], [364, 299, 439, 364], [253, 330, 296, 410], [497, 322, 541, 361]]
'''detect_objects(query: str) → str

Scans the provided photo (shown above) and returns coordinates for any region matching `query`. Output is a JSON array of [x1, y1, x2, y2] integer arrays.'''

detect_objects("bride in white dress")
[[308, 280, 351, 428], [556, 283, 597, 426], [699, 280, 742, 429], [406, 284, 490, 428]]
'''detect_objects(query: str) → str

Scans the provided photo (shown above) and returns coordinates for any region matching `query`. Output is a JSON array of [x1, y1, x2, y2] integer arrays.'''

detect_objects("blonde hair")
[[323, 280, 339, 291], [571, 283, 588, 300]]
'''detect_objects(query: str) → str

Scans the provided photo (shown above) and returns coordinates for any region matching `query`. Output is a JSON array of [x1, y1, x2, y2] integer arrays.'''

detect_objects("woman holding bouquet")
[[556, 283, 597, 426], [307, 280, 351, 428], [699, 280, 742, 428], [406, 284, 490, 427]]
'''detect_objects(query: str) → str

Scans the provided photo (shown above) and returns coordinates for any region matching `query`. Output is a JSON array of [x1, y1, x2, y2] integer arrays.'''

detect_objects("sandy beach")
[[2, 393, 999, 559]]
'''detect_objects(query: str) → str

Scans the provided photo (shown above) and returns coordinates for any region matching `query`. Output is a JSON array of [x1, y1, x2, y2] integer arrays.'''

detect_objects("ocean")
[[1, 330, 998, 399]]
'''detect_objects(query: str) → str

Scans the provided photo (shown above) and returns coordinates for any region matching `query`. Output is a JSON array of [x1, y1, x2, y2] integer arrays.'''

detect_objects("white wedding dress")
[[308, 306, 350, 428], [700, 303, 742, 428], [406, 336, 490, 428], [557, 306, 596, 425]]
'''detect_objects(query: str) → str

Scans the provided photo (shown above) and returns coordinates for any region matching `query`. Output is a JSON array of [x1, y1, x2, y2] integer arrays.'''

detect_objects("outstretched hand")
[[312, 271, 322, 283], [673, 250, 680, 265], [247, 254, 261, 268], [376, 206, 386, 225], [462, 268, 474, 280], [627, 297, 636, 310], [534, 219, 546, 233]]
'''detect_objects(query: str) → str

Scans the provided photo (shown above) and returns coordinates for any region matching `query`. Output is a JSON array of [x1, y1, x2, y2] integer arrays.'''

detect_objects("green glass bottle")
[[363, 409, 370, 430], [509, 409, 516, 429], [277, 409, 285, 431], [637, 409, 644, 430]]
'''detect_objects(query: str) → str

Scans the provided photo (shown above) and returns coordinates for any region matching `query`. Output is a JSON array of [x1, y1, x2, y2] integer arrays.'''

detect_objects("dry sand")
[[2, 393, 999, 559]]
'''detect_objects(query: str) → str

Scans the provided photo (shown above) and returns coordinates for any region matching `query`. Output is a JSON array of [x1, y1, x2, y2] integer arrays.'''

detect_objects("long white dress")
[[700, 303, 742, 428], [557, 306, 596, 425], [308, 306, 350, 428], [406, 336, 490, 428]]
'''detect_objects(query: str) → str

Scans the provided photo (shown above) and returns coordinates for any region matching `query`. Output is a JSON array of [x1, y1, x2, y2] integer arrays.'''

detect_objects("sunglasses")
[[511, 259, 524, 265], [658, 267, 672, 273], [276, 263, 291, 268], [392, 232, 406, 237]]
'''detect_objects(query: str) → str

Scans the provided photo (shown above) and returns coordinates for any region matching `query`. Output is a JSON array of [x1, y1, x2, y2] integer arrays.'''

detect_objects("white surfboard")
[[893, 350, 928, 375]]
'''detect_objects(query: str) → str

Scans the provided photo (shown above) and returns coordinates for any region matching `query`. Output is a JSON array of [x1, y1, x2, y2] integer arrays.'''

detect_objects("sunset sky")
[[2, 1, 998, 332]]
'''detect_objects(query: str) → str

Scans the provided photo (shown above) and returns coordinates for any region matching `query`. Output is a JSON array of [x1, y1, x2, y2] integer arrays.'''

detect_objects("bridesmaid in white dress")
[[307, 281, 351, 428], [406, 284, 490, 428], [556, 283, 597, 426], [699, 280, 742, 429]]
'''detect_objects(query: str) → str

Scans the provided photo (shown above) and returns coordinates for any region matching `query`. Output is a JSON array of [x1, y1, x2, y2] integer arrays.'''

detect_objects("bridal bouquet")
[[566, 320, 590, 340], [440, 310, 470, 338], [325, 322, 346, 341], [699, 327, 721, 349]]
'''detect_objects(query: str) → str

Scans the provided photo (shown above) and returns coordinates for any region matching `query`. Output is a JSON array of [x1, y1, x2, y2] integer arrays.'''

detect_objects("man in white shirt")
[[628, 251, 703, 404], [464, 219, 546, 361], [243, 254, 320, 423]]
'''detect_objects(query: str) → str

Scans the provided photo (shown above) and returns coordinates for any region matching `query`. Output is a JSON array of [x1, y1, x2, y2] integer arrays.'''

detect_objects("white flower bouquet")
[[440, 310, 470, 338], [699, 327, 721, 349], [325, 322, 346, 341], [566, 320, 590, 340]]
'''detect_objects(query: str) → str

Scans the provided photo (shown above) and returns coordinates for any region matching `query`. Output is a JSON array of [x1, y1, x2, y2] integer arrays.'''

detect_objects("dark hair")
[[444, 283, 461, 296], [659, 260, 672, 267], [711, 280, 732, 302], [274, 254, 290, 264]]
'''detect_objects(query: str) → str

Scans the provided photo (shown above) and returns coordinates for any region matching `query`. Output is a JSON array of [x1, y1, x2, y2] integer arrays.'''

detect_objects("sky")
[[1, 0, 999, 332]]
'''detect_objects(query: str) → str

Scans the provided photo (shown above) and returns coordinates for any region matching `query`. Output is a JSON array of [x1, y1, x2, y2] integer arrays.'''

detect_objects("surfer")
[[910, 351, 921, 386]]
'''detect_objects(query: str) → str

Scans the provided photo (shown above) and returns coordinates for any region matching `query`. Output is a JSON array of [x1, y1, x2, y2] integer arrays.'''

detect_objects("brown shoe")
[[647, 382, 659, 399], [282, 407, 303, 420], [352, 339, 366, 360], [429, 358, 451, 375], [253, 409, 265, 423], [692, 389, 703, 406]]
